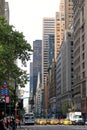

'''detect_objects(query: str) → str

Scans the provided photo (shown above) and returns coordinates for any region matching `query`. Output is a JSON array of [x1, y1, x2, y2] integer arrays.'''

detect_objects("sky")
[[5, 0, 60, 108], [6, 0, 60, 46]]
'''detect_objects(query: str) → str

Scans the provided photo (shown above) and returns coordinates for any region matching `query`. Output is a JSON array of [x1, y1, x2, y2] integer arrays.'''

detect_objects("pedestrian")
[[6, 118, 10, 130], [18, 121, 21, 129], [12, 119, 17, 130], [15, 118, 21, 128], [0, 119, 6, 130]]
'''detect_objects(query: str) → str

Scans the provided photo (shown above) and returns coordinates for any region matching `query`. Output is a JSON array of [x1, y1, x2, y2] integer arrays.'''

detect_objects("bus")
[[23, 113, 35, 125]]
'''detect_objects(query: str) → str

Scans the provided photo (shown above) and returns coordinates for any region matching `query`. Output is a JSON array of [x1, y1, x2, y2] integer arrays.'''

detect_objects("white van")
[[67, 112, 84, 125]]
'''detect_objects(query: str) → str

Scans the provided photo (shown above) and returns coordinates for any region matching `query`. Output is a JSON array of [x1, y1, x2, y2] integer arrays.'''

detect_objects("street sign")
[[1, 88, 8, 96], [3, 80, 7, 85], [6, 96, 9, 103], [2, 81, 7, 88]]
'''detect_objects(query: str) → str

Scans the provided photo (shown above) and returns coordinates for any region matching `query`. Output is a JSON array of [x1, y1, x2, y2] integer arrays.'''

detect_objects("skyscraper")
[[42, 18, 55, 88], [54, 0, 73, 60], [64, 0, 73, 29], [54, 0, 65, 60], [30, 62, 33, 95], [48, 34, 54, 66], [33, 40, 42, 96]]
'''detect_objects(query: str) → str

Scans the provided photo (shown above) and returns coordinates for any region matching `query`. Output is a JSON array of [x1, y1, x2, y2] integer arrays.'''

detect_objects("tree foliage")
[[62, 102, 68, 115], [0, 16, 32, 90]]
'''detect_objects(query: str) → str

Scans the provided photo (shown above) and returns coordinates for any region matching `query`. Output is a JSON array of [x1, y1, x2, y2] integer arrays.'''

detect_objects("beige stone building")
[[55, 0, 73, 60], [55, 0, 65, 60], [72, 0, 87, 117], [64, 0, 73, 29]]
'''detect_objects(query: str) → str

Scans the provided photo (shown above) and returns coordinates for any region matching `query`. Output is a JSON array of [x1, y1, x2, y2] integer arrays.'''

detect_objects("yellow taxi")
[[39, 119, 47, 125], [35, 119, 41, 125], [49, 118, 59, 125], [63, 119, 72, 125], [46, 118, 50, 124], [59, 118, 65, 125]]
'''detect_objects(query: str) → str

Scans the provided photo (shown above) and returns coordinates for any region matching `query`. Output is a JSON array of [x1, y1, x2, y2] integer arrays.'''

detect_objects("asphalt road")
[[19, 125, 87, 130]]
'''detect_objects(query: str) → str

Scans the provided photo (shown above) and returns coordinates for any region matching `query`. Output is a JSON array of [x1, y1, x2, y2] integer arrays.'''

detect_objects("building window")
[[82, 44, 84, 51], [82, 81, 86, 98], [71, 41, 73, 46], [82, 53, 85, 60], [82, 71, 85, 78], [82, 24, 84, 32], [82, 62, 85, 69], [82, 34, 84, 42]]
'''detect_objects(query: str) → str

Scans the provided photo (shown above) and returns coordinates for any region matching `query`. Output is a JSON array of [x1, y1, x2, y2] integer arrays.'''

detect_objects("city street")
[[1, 1, 87, 130], [20, 125, 87, 130]]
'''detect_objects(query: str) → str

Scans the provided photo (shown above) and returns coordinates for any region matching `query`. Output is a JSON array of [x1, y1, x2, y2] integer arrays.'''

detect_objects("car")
[[49, 118, 59, 125], [39, 119, 47, 125], [72, 118, 85, 125], [35, 119, 41, 125], [59, 118, 65, 125], [63, 119, 72, 125], [46, 118, 50, 124]]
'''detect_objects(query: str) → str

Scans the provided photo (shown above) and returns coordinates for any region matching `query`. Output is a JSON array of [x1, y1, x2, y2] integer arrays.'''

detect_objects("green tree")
[[62, 102, 68, 115], [0, 16, 32, 89]]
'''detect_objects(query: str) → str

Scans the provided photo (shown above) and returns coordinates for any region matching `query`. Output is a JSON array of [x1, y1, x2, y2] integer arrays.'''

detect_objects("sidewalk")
[[17, 128, 21, 130], [16, 126, 22, 130]]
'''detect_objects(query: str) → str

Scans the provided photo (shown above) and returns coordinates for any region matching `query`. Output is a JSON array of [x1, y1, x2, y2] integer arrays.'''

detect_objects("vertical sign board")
[[1, 80, 9, 103], [0, 81, 9, 116], [6, 96, 9, 103], [1, 88, 8, 96]]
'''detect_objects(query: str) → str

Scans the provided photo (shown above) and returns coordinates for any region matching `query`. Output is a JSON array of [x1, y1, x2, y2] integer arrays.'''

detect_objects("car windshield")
[[25, 116, 34, 119], [30, 116, 34, 119], [74, 115, 82, 119], [25, 116, 29, 119]]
